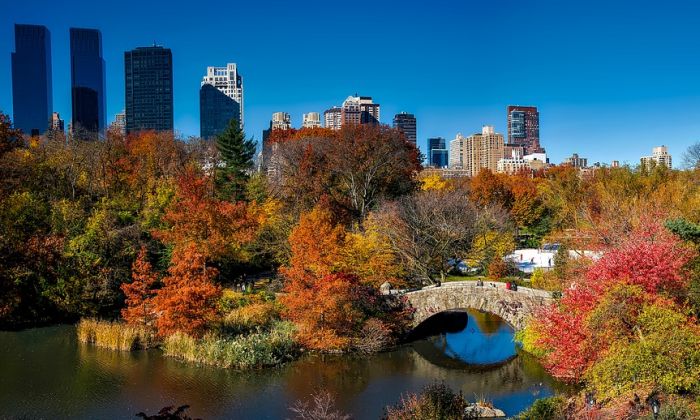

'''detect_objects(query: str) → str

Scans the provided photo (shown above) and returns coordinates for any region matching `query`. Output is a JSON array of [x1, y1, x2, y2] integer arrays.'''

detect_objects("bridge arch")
[[397, 281, 553, 331]]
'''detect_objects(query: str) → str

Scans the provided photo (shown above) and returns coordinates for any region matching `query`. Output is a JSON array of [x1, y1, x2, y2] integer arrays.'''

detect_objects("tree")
[[682, 141, 700, 170], [153, 245, 221, 337], [0, 112, 22, 158], [269, 125, 421, 221], [373, 190, 494, 285], [469, 169, 513, 210], [121, 247, 159, 326], [215, 118, 256, 201]]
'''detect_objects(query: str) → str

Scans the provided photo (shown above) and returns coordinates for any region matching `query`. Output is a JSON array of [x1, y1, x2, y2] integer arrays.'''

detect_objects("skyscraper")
[[302, 112, 321, 128], [124, 46, 173, 133], [324, 106, 342, 130], [507, 105, 542, 154], [393, 112, 417, 144], [70, 28, 105, 138], [641, 146, 672, 169], [427, 137, 448, 168], [200, 84, 240, 139], [11, 24, 52, 136], [448, 126, 504, 176], [200, 63, 243, 129]]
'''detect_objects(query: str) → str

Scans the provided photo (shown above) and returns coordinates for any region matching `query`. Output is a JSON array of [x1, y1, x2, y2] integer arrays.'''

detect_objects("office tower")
[[302, 112, 321, 128], [50, 112, 64, 132], [507, 105, 542, 154], [200, 84, 240, 139], [641, 146, 672, 169], [448, 126, 505, 176], [324, 106, 342, 130], [393, 112, 417, 144], [124, 46, 173, 133], [562, 153, 588, 168], [70, 28, 105, 138], [200, 63, 243, 130], [427, 137, 448, 168], [11, 24, 52, 136], [341, 95, 380, 126]]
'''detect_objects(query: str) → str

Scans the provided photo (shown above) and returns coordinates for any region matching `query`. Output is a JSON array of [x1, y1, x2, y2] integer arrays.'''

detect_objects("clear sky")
[[2, 0, 699, 165]]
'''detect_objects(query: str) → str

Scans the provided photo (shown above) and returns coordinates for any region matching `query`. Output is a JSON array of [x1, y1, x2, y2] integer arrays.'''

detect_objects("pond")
[[0, 309, 565, 418]]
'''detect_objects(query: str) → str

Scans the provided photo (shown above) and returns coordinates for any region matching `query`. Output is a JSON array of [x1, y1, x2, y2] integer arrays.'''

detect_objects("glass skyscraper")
[[124, 46, 173, 133], [11, 24, 53, 136], [70, 28, 105, 138], [428, 137, 448, 168], [199, 84, 240, 139]]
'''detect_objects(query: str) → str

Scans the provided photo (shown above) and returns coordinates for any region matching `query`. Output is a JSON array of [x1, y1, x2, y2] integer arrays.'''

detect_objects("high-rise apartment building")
[[562, 153, 588, 168], [200, 63, 243, 131], [448, 126, 505, 176], [341, 96, 380, 126], [427, 137, 448, 168], [324, 106, 342, 130], [11, 24, 53, 136], [507, 105, 542, 154], [110, 111, 126, 136], [393, 112, 417, 145], [302, 112, 321, 128], [271, 112, 292, 130], [50, 112, 64, 133], [124, 46, 173, 133], [70, 28, 105, 138], [641, 145, 672, 169]]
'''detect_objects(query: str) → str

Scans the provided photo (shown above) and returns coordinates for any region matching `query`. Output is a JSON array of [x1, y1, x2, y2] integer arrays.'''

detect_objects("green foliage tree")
[[215, 118, 256, 201]]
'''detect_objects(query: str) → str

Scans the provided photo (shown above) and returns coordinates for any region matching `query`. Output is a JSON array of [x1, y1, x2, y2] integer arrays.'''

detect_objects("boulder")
[[465, 403, 506, 418]]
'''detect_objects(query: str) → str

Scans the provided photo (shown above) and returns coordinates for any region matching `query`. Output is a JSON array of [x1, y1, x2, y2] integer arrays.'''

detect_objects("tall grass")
[[77, 318, 157, 351], [163, 321, 298, 369]]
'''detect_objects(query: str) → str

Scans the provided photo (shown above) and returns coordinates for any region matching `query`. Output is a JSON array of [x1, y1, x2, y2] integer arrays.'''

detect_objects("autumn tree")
[[121, 247, 159, 326], [153, 245, 221, 337], [373, 190, 493, 285], [215, 118, 256, 201], [0, 112, 22, 158], [469, 169, 513, 210]]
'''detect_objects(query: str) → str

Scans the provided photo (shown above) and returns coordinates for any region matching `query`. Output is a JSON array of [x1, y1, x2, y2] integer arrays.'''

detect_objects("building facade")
[[324, 106, 342, 130], [70, 28, 105, 139], [393, 112, 417, 144], [427, 137, 448, 168], [448, 126, 505, 176], [497, 151, 548, 174], [200, 63, 243, 129], [200, 84, 240, 139], [641, 145, 672, 169], [302, 112, 321, 128], [50, 112, 64, 133], [11, 24, 53, 136], [110, 111, 126, 135], [562, 153, 588, 168], [124, 46, 173, 133], [507, 105, 542, 154], [341, 96, 380, 126]]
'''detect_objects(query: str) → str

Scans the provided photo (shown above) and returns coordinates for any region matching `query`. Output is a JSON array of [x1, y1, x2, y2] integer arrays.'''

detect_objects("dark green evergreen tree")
[[215, 118, 256, 201]]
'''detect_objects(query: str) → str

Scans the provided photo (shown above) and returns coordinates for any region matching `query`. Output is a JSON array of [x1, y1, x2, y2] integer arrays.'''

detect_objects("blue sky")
[[2, 0, 699, 164]]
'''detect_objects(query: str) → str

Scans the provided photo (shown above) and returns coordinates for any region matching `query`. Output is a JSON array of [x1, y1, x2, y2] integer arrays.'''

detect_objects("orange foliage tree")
[[153, 245, 221, 337], [120, 246, 158, 326]]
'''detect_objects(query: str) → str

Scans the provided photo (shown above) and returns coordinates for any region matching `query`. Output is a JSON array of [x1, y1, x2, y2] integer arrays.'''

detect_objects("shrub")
[[515, 396, 566, 420], [352, 318, 393, 354], [288, 390, 350, 420], [163, 321, 298, 369], [384, 382, 469, 420], [529, 268, 561, 291], [77, 318, 157, 351], [221, 301, 281, 334]]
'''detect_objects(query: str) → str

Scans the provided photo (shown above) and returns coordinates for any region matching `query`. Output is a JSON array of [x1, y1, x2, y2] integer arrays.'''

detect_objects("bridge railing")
[[387, 280, 553, 299]]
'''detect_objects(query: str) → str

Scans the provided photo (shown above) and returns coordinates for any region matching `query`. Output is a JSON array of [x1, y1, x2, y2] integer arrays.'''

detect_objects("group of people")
[[474, 279, 518, 291]]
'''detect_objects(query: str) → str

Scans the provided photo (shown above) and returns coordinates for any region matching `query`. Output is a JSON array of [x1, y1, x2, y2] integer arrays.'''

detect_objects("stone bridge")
[[393, 281, 554, 330]]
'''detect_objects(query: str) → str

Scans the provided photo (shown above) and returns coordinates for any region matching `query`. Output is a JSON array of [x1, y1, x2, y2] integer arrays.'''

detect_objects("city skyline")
[[2, 0, 700, 164]]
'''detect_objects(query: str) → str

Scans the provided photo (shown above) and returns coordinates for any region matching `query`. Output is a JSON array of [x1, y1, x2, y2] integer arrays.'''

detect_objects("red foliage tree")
[[121, 246, 159, 326], [153, 245, 221, 337]]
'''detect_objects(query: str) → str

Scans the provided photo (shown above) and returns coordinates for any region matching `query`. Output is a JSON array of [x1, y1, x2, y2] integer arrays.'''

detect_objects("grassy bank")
[[163, 321, 298, 369], [77, 319, 158, 351]]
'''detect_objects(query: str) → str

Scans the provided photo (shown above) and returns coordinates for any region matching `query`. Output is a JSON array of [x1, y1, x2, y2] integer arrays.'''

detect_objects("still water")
[[0, 310, 564, 419]]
